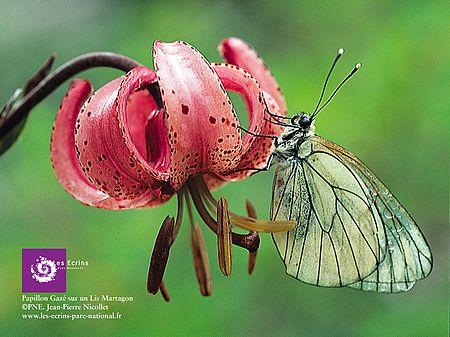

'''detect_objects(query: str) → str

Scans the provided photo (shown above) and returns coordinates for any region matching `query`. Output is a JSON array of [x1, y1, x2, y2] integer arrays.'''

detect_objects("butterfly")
[[267, 49, 433, 293]]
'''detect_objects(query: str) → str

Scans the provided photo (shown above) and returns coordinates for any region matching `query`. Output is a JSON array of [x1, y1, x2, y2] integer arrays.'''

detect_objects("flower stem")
[[245, 199, 258, 275], [173, 189, 185, 239], [0, 52, 141, 138]]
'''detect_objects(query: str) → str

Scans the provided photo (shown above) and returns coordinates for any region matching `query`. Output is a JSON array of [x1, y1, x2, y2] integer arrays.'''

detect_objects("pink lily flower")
[[50, 38, 293, 299]]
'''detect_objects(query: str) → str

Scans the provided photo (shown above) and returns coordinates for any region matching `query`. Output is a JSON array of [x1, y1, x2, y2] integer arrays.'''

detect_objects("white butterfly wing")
[[271, 137, 385, 287], [314, 136, 433, 292], [271, 135, 432, 292]]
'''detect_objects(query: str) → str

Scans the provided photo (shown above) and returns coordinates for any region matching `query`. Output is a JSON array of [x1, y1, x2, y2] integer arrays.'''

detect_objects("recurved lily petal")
[[153, 40, 243, 190], [224, 92, 285, 180], [50, 79, 160, 209], [187, 62, 272, 186], [219, 37, 287, 114], [217, 38, 287, 179], [212, 64, 282, 179], [213, 63, 266, 158], [75, 66, 173, 202]]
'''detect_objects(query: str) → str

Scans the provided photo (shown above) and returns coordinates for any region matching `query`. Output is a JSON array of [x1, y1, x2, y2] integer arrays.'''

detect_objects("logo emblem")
[[22, 248, 66, 293], [30, 256, 58, 283]]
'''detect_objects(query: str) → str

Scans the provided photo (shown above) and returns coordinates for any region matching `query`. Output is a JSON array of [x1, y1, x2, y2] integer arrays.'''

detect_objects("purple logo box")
[[22, 248, 66, 293]]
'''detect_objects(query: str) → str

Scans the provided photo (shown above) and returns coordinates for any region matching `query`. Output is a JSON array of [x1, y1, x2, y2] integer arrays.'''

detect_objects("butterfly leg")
[[223, 153, 274, 176], [237, 125, 278, 141]]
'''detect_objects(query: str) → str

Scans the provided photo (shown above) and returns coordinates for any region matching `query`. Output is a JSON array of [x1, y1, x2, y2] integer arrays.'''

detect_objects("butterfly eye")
[[299, 115, 312, 129]]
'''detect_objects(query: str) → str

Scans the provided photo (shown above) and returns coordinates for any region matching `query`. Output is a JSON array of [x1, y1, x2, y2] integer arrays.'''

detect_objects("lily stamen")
[[147, 216, 174, 295], [245, 200, 258, 275], [217, 197, 233, 276], [186, 192, 212, 296], [189, 223, 213, 296]]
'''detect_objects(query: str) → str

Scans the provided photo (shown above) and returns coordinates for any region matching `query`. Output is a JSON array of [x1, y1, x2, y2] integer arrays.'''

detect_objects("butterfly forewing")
[[271, 137, 385, 287], [314, 136, 433, 292]]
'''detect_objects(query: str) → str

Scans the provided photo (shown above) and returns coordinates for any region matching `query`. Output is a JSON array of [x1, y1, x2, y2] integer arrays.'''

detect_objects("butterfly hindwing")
[[314, 136, 433, 292]]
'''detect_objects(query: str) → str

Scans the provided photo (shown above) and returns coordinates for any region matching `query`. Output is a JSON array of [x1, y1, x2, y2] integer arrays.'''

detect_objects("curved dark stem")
[[0, 52, 141, 137], [173, 190, 185, 239], [186, 176, 260, 253], [187, 179, 218, 233]]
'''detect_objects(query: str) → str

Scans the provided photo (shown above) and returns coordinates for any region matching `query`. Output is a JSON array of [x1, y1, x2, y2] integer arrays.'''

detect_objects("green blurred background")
[[0, 1, 447, 336]]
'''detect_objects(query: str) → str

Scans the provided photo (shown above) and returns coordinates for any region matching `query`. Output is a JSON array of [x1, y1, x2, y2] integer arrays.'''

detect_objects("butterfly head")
[[279, 112, 316, 141]]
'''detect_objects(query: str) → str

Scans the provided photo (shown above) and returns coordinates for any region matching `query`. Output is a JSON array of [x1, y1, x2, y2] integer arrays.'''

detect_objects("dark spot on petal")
[[209, 116, 216, 124], [181, 104, 189, 115]]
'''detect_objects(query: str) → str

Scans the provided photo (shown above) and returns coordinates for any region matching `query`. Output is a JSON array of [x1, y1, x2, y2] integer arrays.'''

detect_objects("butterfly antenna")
[[312, 48, 345, 115], [312, 62, 362, 117]]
